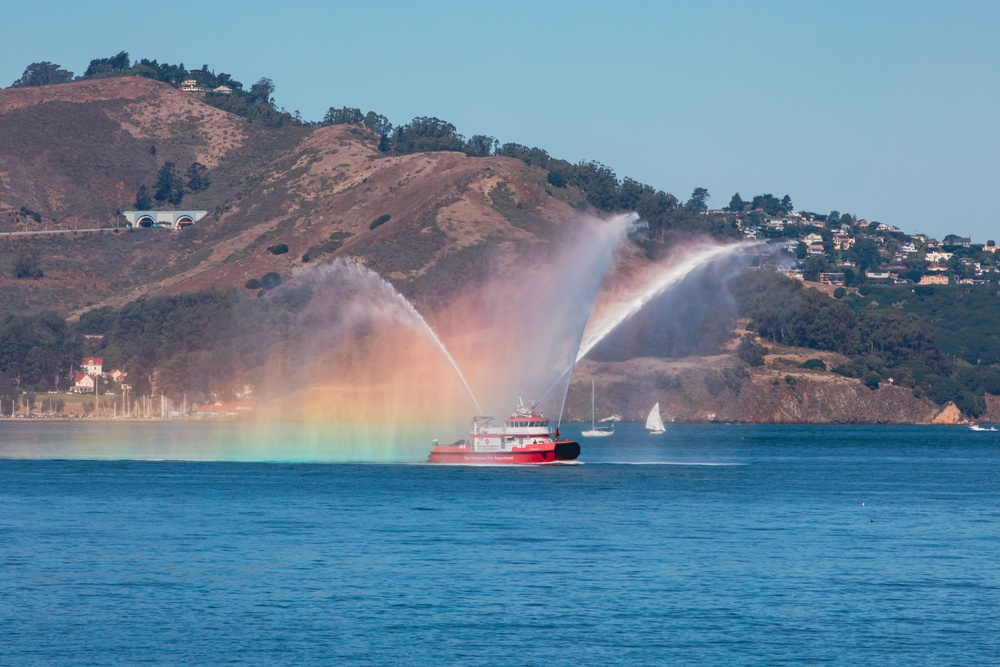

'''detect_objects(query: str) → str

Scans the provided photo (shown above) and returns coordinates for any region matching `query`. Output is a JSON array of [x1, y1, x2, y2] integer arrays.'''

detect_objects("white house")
[[81, 357, 103, 376], [73, 373, 95, 393]]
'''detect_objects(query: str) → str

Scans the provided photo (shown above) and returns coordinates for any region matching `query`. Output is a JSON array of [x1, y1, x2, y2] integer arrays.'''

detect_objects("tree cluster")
[[0, 312, 81, 392], [9, 51, 302, 129], [735, 270, 1000, 416], [9, 61, 74, 88], [133, 161, 212, 209]]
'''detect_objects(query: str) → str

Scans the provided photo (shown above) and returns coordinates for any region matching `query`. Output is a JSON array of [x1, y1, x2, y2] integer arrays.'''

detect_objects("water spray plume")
[[463, 213, 637, 422], [303, 259, 483, 415], [538, 238, 764, 405], [576, 240, 763, 363]]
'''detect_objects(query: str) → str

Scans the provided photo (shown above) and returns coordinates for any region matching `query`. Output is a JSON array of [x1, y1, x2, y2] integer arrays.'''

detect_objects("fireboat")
[[427, 399, 581, 464]]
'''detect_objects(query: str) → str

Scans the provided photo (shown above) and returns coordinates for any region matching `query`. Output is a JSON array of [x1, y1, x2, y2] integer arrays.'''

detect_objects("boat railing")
[[471, 416, 495, 433]]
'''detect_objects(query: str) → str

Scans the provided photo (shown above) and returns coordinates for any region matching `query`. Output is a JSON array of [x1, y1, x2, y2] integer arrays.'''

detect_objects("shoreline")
[[0, 416, 983, 426]]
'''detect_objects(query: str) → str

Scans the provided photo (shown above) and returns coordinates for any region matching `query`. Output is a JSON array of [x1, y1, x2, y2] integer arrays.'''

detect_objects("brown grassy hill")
[[0, 77, 583, 316]]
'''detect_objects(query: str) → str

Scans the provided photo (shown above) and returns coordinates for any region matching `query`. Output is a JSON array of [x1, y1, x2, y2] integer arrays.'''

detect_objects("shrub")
[[736, 335, 768, 366], [862, 372, 880, 390], [369, 214, 391, 230], [260, 272, 282, 290], [244, 278, 261, 290], [833, 287, 847, 299], [266, 243, 289, 255], [547, 171, 566, 188], [301, 253, 311, 263], [800, 358, 826, 371]]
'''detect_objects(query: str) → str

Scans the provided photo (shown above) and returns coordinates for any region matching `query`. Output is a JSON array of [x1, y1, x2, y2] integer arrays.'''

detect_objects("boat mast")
[[591, 380, 596, 430]]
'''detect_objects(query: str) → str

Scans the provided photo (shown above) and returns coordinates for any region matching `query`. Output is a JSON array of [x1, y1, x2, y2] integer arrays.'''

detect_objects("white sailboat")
[[646, 402, 666, 434], [581, 380, 614, 438]]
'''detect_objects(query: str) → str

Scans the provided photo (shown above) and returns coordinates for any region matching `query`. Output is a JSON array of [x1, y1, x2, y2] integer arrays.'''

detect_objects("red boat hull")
[[427, 440, 581, 464]]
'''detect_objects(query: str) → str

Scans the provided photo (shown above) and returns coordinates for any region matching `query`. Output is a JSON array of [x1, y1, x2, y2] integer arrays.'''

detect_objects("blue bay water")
[[2, 422, 1000, 665]]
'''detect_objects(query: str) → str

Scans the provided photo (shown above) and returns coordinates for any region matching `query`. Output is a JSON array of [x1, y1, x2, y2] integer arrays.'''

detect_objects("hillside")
[[0, 77, 991, 424], [0, 76, 585, 316]]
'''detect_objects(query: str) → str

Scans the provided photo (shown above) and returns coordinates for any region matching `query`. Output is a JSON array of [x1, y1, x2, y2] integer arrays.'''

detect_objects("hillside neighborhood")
[[729, 209, 998, 286]]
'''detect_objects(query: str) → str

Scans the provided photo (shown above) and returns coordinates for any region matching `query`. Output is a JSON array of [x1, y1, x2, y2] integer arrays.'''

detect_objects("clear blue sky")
[[3, 0, 998, 242]]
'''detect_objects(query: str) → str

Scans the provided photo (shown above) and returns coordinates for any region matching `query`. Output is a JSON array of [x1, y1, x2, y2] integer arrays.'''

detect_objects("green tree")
[[134, 184, 151, 210], [687, 187, 710, 213], [153, 162, 183, 206], [569, 161, 620, 210], [10, 61, 74, 87], [464, 135, 497, 157], [322, 106, 364, 125], [853, 238, 882, 273], [185, 162, 211, 191], [83, 51, 131, 78], [727, 192, 745, 212], [389, 117, 466, 154], [547, 171, 567, 188], [751, 194, 783, 216], [0, 372, 16, 416], [802, 256, 828, 281], [249, 77, 275, 105], [363, 112, 393, 143]]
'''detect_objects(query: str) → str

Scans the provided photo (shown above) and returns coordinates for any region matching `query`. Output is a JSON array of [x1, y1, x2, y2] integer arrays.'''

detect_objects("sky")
[[2, 0, 998, 243]]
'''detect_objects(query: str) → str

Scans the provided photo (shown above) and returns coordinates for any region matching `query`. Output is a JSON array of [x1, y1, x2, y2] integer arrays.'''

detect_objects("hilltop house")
[[180, 79, 208, 93], [818, 272, 846, 286], [833, 234, 855, 251], [925, 251, 953, 266], [865, 270, 892, 284]]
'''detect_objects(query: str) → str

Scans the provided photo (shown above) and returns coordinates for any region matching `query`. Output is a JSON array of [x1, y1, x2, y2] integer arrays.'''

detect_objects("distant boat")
[[581, 380, 614, 438], [646, 402, 666, 435], [969, 424, 997, 432]]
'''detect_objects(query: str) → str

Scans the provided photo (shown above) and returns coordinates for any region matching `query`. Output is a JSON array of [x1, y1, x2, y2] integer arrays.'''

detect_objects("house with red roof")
[[73, 373, 95, 393]]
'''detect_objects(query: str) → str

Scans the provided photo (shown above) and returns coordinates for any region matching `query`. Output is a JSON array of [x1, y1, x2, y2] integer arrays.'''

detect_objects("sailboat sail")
[[646, 403, 666, 434]]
